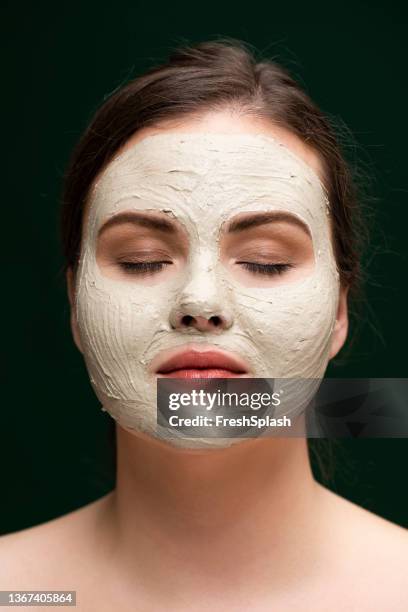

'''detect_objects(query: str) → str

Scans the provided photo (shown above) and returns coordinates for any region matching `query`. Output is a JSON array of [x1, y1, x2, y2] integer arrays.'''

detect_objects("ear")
[[329, 285, 349, 360], [66, 267, 83, 354]]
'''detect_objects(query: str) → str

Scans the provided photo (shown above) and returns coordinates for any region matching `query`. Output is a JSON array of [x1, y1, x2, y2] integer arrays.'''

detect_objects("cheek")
[[78, 281, 172, 346], [232, 274, 338, 377], [75, 267, 175, 398]]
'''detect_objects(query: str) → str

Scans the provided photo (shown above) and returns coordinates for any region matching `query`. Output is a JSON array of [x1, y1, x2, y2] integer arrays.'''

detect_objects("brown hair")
[[60, 38, 365, 297]]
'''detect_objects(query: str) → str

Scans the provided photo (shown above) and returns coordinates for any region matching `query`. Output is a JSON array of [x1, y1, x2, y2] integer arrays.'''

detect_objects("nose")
[[169, 263, 233, 333]]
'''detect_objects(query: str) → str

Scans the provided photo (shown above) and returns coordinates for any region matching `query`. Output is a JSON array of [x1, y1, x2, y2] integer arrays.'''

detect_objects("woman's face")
[[68, 111, 348, 448]]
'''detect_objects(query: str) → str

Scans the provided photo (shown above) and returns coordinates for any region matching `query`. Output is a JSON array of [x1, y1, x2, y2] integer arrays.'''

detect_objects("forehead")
[[87, 132, 329, 233]]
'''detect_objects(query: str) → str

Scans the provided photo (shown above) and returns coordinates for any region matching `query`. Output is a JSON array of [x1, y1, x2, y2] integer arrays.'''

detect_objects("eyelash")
[[119, 261, 293, 277], [119, 261, 172, 275], [238, 262, 294, 276]]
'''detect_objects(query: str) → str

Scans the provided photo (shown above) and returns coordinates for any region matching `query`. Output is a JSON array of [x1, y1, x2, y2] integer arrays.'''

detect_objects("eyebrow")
[[98, 212, 177, 236], [226, 211, 311, 236], [97, 210, 311, 238]]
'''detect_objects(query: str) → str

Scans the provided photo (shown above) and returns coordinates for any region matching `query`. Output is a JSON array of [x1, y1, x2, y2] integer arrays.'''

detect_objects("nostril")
[[180, 314, 224, 329], [210, 315, 222, 327]]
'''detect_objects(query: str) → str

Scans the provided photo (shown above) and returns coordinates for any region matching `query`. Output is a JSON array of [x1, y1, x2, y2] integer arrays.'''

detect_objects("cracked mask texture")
[[74, 132, 340, 448]]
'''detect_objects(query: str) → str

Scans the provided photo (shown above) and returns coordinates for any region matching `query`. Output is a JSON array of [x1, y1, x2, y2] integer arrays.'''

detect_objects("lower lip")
[[158, 368, 246, 379]]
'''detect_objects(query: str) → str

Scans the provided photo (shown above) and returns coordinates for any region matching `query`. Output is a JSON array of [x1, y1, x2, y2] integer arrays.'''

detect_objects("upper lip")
[[153, 346, 250, 374]]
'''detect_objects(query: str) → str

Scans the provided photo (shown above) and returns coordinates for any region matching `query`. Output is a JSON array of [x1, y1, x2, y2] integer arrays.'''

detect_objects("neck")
[[102, 424, 328, 603]]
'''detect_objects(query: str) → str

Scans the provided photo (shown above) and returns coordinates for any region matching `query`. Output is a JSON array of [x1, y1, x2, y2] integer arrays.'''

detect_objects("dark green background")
[[3, 2, 407, 533]]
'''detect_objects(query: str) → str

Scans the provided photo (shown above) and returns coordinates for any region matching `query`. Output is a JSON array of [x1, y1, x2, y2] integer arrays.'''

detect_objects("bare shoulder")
[[318, 482, 408, 551], [316, 483, 408, 609], [0, 492, 114, 590]]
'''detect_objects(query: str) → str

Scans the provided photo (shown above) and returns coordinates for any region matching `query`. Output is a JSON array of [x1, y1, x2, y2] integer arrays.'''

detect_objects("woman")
[[1, 40, 407, 611]]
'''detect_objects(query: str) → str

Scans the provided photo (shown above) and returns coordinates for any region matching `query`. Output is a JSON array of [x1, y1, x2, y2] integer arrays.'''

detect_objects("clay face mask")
[[74, 132, 340, 448]]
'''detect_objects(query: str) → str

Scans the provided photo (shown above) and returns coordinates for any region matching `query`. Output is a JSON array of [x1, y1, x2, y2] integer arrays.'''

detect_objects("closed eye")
[[119, 261, 173, 275], [237, 262, 294, 276]]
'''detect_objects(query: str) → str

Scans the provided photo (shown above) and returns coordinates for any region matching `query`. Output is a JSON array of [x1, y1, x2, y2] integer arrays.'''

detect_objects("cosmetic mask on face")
[[74, 132, 340, 448]]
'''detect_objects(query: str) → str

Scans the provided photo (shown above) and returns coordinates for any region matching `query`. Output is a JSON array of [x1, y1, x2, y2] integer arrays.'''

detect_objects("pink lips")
[[155, 348, 250, 379]]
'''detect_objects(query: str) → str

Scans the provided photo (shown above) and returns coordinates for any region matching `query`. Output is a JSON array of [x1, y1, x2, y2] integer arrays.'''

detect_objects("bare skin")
[[1, 112, 407, 611]]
